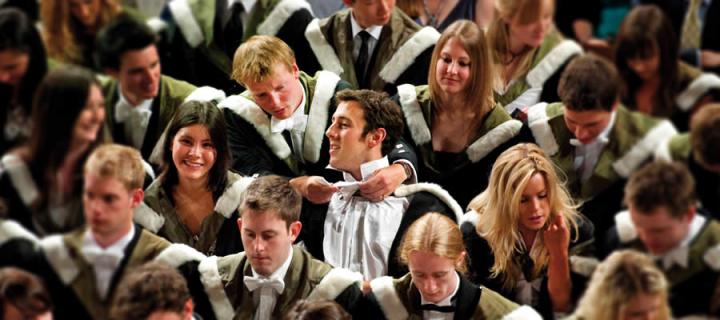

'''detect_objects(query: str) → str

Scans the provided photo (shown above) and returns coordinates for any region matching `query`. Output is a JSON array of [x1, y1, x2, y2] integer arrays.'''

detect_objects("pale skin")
[[290, 164, 407, 203]]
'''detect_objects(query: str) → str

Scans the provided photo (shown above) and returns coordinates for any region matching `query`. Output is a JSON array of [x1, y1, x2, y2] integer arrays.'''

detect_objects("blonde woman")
[[363, 213, 541, 319], [488, 0, 582, 117], [462, 143, 594, 318], [570, 250, 671, 320], [394, 20, 526, 209]]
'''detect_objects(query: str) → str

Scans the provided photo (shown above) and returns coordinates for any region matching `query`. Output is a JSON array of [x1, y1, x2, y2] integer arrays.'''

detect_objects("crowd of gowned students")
[[1, 0, 720, 319]]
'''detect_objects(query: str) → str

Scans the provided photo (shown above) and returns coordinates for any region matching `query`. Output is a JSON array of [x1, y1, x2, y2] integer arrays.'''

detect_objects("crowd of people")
[[1, 0, 719, 319]]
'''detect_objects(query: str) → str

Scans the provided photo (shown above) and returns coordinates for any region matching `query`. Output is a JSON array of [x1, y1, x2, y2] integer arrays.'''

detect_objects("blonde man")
[[221, 35, 418, 258]]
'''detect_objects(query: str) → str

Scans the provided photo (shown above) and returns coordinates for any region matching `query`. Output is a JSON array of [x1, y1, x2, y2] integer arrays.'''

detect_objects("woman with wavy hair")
[[570, 250, 671, 320], [462, 143, 594, 318]]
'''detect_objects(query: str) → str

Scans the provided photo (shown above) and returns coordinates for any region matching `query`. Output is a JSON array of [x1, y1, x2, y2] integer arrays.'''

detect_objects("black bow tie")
[[420, 303, 455, 313]]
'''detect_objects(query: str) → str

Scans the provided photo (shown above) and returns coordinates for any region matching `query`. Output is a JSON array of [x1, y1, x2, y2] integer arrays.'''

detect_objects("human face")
[[0, 50, 30, 87], [518, 173, 550, 234], [171, 124, 217, 185], [245, 63, 303, 120], [620, 293, 664, 320], [627, 54, 660, 81], [147, 311, 190, 320], [83, 173, 142, 246], [563, 108, 614, 145], [408, 250, 460, 304], [238, 209, 301, 277], [507, 0, 554, 49], [326, 101, 380, 178], [346, 0, 395, 28], [69, 0, 102, 29], [111, 45, 161, 106], [630, 206, 692, 256], [72, 85, 105, 146], [2, 302, 52, 320], [435, 37, 471, 96]]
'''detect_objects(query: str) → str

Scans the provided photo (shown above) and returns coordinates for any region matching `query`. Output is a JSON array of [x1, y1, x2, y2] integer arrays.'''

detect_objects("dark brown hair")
[[335, 89, 404, 155], [690, 104, 720, 168], [558, 54, 619, 111], [624, 161, 696, 218], [110, 262, 191, 320], [283, 299, 351, 320], [0, 267, 52, 318], [241, 175, 302, 227]]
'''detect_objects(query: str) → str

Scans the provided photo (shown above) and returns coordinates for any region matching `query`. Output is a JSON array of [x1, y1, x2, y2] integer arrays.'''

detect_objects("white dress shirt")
[[114, 87, 154, 150], [81, 225, 136, 300], [270, 87, 308, 161], [228, 0, 256, 29], [420, 272, 460, 320], [323, 157, 408, 279], [653, 214, 706, 270], [571, 111, 616, 182], [350, 12, 383, 62], [247, 246, 293, 320]]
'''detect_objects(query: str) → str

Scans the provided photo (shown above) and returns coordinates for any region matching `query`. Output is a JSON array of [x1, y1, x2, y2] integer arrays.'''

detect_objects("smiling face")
[[507, 0, 554, 49], [112, 45, 161, 106], [245, 63, 303, 120], [408, 250, 459, 304], [435, 37, 471, 96], [238, 209, 301, 277], [171, 124, 217, 185], [346, 0, 395, 28], [72, 84, 105, 146], [517, 172, 551, 234], [326, 100, 381, 178]]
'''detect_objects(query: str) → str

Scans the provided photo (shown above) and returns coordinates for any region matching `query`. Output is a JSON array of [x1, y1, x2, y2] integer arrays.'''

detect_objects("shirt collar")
[[569, 110, 616, 147], [419, 272, 460, 307], [83, 224, 136, 254], [655, 214, 706, 270], [229, 0, 255, 11], [251, 245, 294, 280], [349, 12, 383, 40], [340, 156, 390, 182], [117, 85, 153, 111]]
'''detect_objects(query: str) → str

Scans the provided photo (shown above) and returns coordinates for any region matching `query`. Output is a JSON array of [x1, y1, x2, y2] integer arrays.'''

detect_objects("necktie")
[[115, 103, 152, 149], [355, 31, 371, 87], [224, 2, 244, 58], [680, 0, 702, 51], [244, 276, 284, 320]]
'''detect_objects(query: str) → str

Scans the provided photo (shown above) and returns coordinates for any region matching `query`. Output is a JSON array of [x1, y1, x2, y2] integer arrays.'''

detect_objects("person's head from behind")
[[343, 0, 395, 28], [574, 250, 670, 320], [83, 144, 145, 246], [96, 15, 160, 106], [326, 89, 403, 179], [625, 161, 696, 256], [283, 299, 351, 320], [429, 20, 494, 113], [0, 8, 47, 105], [690, 104, 720, 173], [232, 35, 302, 120], [29, 66, 105, 168], [239, 175, 302, 277], [0, 267, 52, 320], [110, 262, 193, 320], [157, 100, 230, 196], [398, 213, 465, 304], [558, 54, 620, 145], [489, 0, 555, 51]]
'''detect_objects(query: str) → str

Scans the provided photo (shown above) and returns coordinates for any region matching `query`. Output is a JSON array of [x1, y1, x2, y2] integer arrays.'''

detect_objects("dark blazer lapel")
[[275, 247, 309, 314], [229, 255, 255, 319], [140, 97, 162, 159], [63, 231, 105, 319], [453, 276, 481, 320], [105, 226, 143, 301]]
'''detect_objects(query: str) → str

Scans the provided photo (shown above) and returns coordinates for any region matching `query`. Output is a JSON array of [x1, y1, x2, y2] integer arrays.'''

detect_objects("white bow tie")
[[81, 247, 123, 270], [115, 103, 152, 129], [271, 114, 307, 133], [658, 247, 689, 270], [243, 276, 285, 294]]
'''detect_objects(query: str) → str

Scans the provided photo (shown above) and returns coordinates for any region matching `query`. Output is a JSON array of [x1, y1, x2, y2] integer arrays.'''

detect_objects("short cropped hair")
[[558, 54, 620, 112], [95, 14, 157, 70], [84, 144, 145, 191], [624, 161, 696, 218], [0, 267, 52, 318], [241, 175, 301, 227], [231, 35, 295, 86], [690, 104, 720, 168], [110, 262, 190, 320], [335, 89, 404, 155], [283, 299, 351, 320]]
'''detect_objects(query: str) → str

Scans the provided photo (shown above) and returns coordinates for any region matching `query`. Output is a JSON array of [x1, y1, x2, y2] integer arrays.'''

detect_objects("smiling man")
[[527, 53, 677, 244]]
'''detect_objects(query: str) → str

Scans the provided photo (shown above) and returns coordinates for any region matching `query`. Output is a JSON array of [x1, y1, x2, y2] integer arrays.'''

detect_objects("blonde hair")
[[40, 0, 121, 64], [231, 35, 296, 86], [429, 20, 494, 117], [487, 0, 556, 85], [84, 144, 145, 191], [468, 143, 579, 290], [399, 213, 467, 274], [573, 250, 671, 320]]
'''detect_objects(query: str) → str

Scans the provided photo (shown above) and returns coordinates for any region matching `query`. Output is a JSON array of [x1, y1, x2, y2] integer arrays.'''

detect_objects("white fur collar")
[[612, 120, 677, 178], [614, 210, 638, 243], [394, 183, 464, 222], [653, 135, 675, 161], [461, 209, 480, 227], [40, 235, 78, 285], [168, 0, 205, 48], [397, 84, 431, 145], [303, 71, 340, 163], [369, 276, 408, 320], [198, 255, 236, 320], [184, 86, 227, 104], [304, 18, 344, 75], [379, 27, 440, 84], [526, 102, 559, 156], [307, 268, 364, 301], [569, 255, 599, 277], [154, 243, 206, 267], [214, 175, 255, 218], [466, 119, 522, 163], [257, 0, 312, 36], [675, 73, 720, 111], [219, 95, 293, 160], [502, 305, 543, 320], [0, 219, 38, 245], [0, 154, 39, 207], [526, 40, 583, 88], [133, 202, 166, 233], [703, 243, 720, 271]]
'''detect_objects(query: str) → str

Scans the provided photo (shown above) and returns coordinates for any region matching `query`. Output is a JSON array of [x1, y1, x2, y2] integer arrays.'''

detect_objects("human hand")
[[290, 176, 338, 204], [543, 214, 570, 257], [358, 164, 406, 202]]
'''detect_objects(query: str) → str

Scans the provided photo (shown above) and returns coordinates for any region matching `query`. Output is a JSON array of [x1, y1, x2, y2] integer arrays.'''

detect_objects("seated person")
[[569, 250, 671, 320], [0, 66, 106, 235], [110, 262, 196, 320], [138, 100, 252, 256], [300, 0, 439, 95], [655, 103, 720, 217], [605, 161, 720, 317], [95, 15, 225, 160], [527, 53, 677, 244], [463, 143, 595, 319], [188, 175, 366, 320], [284, 299, 351, 320], [364, 213, 542, 319], [322, 89, 463, 278], [0, 267, 52, 320]]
